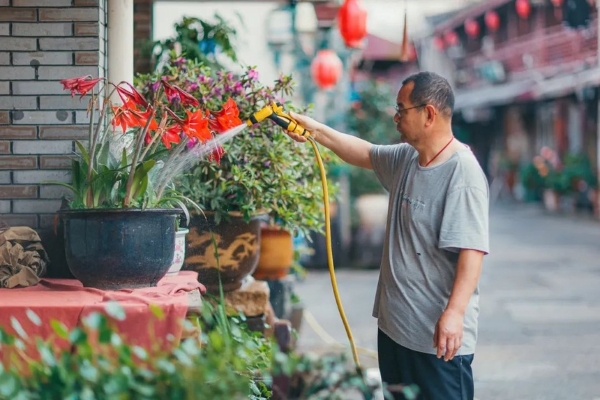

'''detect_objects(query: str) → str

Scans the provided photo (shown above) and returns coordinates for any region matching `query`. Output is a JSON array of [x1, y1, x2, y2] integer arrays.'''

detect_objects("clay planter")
[[183, 213, 263, 293], [59, 208, 179, 290], [253, 227, 294, 280]]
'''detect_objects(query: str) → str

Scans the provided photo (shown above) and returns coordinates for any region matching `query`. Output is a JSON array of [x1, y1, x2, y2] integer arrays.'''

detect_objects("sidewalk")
[[295, 203, 600, 399]]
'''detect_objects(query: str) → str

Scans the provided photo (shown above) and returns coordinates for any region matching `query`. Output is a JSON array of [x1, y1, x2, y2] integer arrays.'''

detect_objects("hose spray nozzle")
[[247, 102, 310, 138]]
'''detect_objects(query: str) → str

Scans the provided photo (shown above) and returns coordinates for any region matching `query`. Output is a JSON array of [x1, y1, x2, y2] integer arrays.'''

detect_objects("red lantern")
[[515, 0, 531, 19], [433, 36, 445, 51], [444, 31, 459, 47], [311, 49, 343, 90], [550, 0, 563, 6], [337, 0, 368, 48], [464, 18, 480, 38], [485, 10, 500, 32]]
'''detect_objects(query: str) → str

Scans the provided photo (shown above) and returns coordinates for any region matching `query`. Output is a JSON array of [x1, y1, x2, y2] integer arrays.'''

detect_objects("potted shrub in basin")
[[137, 58, 339, 293]]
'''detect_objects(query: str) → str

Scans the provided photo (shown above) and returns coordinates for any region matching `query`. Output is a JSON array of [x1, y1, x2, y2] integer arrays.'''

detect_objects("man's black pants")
[[378, 329, 474, 400]]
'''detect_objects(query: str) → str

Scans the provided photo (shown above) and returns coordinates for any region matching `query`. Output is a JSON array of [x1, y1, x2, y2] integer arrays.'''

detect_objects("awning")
[[454, 80, 536, 111]]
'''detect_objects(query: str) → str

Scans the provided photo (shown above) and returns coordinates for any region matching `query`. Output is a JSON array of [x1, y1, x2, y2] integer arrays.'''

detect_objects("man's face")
[[393, 82, 425, 144]]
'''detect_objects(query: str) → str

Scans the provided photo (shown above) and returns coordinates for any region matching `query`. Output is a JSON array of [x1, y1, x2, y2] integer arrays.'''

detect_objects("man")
[[285, 71, 489, 400]]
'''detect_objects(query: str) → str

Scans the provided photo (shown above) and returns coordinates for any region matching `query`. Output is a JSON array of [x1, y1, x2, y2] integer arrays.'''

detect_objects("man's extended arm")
[[288, 111, 373, 169], [433, 249, 484, 361]]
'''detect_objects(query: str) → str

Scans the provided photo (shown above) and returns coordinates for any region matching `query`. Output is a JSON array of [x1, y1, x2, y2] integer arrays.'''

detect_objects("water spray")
[[248, 102, 361, 369]]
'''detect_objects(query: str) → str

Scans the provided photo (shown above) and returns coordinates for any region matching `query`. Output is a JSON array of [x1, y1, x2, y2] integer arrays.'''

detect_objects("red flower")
[[208, 145, 225, 164], [111, 102, 158, 132], [111, 103, 139, 132], [60, 75, 102, 98], [180, 110, 211, 143], [210, 98, 243, 133], [116, 83, 148, 109], [161, 125, 182, 149], [162, 81, 199, 107]]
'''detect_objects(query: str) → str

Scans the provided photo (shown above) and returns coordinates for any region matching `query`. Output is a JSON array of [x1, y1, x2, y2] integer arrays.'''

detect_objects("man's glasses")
[[394, 104, 427, 116]]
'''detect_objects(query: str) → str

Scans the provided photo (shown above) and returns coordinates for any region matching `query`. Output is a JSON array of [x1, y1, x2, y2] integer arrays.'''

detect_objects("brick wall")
[[0, 0, 107, 229]]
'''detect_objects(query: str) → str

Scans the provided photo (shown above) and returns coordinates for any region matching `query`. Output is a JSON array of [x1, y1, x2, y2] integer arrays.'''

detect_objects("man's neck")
[[414, 132, 457, 167]]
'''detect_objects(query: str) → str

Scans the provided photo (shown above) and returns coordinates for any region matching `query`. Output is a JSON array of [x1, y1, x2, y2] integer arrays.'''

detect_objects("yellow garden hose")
[[307, 136, 361, 369]]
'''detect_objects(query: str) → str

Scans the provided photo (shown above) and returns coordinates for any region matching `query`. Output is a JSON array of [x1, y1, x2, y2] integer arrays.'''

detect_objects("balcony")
[[461, 16, 598, 88]]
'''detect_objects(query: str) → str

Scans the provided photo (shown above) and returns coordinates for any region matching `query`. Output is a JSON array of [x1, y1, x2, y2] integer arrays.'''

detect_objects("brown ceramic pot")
[[253, 227, 293, 280], [183, 212, 263, 293]]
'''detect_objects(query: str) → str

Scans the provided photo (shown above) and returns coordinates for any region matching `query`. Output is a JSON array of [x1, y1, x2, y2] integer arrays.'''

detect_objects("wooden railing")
[[462, 17, 598, 83]]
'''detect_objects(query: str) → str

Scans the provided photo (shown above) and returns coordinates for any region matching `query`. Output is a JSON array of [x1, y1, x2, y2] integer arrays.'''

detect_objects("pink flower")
[[248, 69, 259, 81]]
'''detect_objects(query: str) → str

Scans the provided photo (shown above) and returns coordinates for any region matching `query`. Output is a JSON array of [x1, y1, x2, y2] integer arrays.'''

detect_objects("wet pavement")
[[295, 203, 600, 400]]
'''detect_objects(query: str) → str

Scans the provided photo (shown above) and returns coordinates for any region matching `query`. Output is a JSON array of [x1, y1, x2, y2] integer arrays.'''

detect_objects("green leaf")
[[10, 317, 27, 339], [149, 303, 164, 320], [121, 147, 128, 170], [0, 373, 18, 398], [50, 320, 69, 339], [96, 140, 111, 167], [39, 345, 56, 367], [105, 301, 126, 321], [25, 309, 41, 326], [75, 140, 90, 166], [69, 327, 87, 345], [83, 312, 102, 329], [0, 327, 14, 345], [130, 159, 156, 200]]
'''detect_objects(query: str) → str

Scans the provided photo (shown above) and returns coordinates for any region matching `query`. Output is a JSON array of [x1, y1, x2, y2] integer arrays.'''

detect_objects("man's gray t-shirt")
[[370, 143, 489, 356]]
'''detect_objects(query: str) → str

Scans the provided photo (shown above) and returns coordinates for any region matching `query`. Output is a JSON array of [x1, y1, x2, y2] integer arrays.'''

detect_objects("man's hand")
[[433, 308, 464, 361], [287, 111, 321, 142]]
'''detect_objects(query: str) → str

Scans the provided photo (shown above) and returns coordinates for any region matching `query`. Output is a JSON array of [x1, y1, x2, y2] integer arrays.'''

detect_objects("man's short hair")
[[402, 72, 454, 118]]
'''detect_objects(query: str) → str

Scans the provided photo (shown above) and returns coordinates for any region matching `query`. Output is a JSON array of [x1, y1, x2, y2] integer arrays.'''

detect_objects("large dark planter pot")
[[59, 208, 179, 290], [183, 213, 263, 294]]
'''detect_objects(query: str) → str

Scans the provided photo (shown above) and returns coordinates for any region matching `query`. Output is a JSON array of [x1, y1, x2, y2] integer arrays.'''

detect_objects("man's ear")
[[425, 104, 436, 126]]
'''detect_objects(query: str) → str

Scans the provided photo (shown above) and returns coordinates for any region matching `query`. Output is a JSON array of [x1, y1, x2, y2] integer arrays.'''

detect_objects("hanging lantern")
[[485, 10, 500, 32], [550, 0, 563, 19], [337, 0, 368, 48], [311, 49, 343, 90], [464, 18, 480, 38], [515, 0, 531, 19], [444, 31, 459, 47], [433, 35, 445, 51]]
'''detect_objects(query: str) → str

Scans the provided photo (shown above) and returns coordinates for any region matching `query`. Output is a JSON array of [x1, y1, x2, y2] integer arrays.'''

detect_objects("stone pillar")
[[107, 0, 133, 86], [0, 0, 108, 229]]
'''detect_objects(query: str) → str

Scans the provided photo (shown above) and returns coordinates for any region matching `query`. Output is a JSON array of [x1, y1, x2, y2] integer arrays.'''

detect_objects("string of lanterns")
[[430, 0, 571, 53]]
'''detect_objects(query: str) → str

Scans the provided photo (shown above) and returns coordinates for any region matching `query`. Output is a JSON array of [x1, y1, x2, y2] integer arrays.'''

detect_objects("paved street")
[[294, 203, 600, 400]]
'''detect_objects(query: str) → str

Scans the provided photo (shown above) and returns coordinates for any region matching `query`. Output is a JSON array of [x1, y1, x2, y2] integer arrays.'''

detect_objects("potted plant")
[[48, 74, 228, 290], [136, 58, 338, 293]]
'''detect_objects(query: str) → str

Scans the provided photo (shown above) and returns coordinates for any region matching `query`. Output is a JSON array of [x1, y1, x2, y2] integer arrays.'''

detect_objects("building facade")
[[418, 0, 599, 215]]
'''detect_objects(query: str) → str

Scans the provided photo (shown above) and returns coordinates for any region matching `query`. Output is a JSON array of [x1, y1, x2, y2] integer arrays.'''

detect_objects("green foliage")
[[0, 304, 272, 399], [137, 57, 340, 238], [346, 81, 399, 200], [562, 153, 597, 190], [532, 152, 597, 195], [519, 162, 545, 201], [347, 81, 399, 145], [0, 304, 389, 400], [147, 15, 240, 71]]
